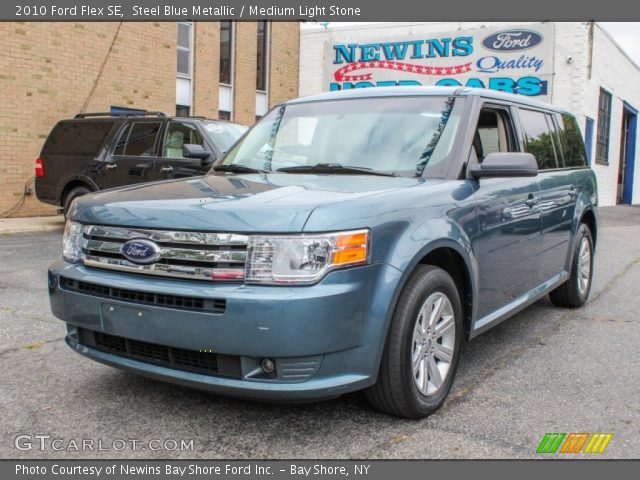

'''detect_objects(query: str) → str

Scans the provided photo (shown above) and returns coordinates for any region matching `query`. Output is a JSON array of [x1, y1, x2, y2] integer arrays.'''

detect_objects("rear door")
[[471, 103, 542, 319], [154, 120, 214, 180], [517, 108, 578, 283], [100, 121, 163, 189]]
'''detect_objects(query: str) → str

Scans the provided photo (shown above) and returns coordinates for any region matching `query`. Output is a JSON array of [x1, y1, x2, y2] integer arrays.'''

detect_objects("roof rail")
[[74, 111, 167, 119]]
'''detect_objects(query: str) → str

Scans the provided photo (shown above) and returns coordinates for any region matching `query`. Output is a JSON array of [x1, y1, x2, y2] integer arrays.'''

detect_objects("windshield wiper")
[[276, 163, 395, 177], [212, 164, 267, 174]]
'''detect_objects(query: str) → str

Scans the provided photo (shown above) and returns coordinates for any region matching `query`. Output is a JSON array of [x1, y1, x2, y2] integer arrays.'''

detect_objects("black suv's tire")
[[63, 186, 91, 218], [365, 265, 463, 419], [549, 223, 594, 308]]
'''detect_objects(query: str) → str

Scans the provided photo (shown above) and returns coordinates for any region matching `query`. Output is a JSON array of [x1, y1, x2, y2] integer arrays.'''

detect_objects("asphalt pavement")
[[1, 206, 639, 459]]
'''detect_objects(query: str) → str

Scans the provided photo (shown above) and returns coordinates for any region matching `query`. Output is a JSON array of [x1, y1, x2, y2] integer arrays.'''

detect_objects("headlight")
[[245, 229, 369, 285], [62, 221, 83, 262]]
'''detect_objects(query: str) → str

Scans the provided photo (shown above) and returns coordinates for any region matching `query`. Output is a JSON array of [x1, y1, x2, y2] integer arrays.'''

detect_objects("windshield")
[[221, 96, 462, 177], [202, 121, 248, 153]]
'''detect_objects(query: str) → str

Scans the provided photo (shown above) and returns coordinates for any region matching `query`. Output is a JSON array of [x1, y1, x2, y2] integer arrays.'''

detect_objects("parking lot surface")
[[1, 206, 639, 459]]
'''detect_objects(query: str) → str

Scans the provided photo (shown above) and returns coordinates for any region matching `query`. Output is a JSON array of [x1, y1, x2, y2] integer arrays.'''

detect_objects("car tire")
[[63, 186, 91, 218], [549, 223, 594, 308], [365, 265, 463, 419]]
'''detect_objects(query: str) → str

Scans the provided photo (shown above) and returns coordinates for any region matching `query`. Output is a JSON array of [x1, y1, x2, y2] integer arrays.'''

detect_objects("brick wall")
[[232, 22, 258, 126], [0, 21, 300, 217], [0, 21, 175, 217], [269, 22, 300, 108]]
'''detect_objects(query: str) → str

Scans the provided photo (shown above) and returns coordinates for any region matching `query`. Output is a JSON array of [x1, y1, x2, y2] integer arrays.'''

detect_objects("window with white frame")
[[176, 22, 193, 116], [219, 21, 234, 120], [255, 21, 269, 119]]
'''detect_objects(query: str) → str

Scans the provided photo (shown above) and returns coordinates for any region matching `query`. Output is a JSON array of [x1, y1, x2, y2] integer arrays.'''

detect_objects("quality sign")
[[323, 24, 554, 98]]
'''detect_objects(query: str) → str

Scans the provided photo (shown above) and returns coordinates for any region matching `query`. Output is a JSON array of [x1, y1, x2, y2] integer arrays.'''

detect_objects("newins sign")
[[323, 24, 554, 98]]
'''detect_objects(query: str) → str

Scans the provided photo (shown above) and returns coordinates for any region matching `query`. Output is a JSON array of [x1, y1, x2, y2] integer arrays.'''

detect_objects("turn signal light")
[[332, 231, 369, 266]]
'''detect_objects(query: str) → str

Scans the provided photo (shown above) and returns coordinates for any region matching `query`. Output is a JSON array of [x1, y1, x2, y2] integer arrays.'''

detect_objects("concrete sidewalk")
[[0, 215, 64, 236]]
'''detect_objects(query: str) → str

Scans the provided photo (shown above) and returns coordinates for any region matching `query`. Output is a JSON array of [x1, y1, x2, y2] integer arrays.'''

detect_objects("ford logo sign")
[[483, 30, 543, 52], [121, 239, 161, 264]]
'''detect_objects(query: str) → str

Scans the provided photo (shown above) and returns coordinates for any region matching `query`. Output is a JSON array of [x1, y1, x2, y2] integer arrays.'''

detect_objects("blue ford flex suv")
[[48, 87, 597, 418]]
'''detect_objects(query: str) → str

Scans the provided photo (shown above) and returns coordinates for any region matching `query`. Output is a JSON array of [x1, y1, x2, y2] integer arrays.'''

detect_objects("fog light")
[[261, 358, 275, 374]]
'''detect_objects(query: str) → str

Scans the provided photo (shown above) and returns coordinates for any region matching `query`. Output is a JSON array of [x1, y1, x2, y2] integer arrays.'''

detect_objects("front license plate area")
[[100, 303, 156, 342]]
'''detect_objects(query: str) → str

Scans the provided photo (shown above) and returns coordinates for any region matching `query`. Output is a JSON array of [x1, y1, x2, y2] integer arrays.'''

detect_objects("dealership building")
[[300, 22, 640, 206], [0, 21, 299, 216]]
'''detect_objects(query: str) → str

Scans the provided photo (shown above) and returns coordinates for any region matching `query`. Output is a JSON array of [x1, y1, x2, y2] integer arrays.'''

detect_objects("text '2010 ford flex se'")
[[48, 87, 597, 418]]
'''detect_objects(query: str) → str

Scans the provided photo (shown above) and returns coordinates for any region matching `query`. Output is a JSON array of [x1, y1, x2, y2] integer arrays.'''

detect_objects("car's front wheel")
[[365, 265, 463, 419]]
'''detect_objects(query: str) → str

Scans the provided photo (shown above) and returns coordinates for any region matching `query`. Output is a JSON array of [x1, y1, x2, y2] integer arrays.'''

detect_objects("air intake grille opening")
[[79, 328, 241, 378], [61, 277, 225, 313]]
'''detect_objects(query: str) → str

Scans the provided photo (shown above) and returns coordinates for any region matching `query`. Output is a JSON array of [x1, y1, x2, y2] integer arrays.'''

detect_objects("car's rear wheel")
[[63, 186, 91, 218], [549, 223, 594, 308], [365, 265, 463, 419]]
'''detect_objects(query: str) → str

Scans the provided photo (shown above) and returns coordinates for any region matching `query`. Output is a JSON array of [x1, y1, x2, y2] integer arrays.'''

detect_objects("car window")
[[114, 122, 161, 157], [557, 114, 588, 168], [473, 108, 515, 161], [43, 121, 114, 156], [518, 109, 559, 170], [202, 121, 248, 153], [163, 122, 204, 159]]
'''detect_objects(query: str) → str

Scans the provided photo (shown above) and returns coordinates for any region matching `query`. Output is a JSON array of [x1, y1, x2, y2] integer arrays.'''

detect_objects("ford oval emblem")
[[483, 29, 543, 52], [121, 239, 161, 264]]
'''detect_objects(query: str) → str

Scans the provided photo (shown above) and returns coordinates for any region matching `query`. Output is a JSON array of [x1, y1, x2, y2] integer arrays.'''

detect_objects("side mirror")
[[470, 152, 538, 178], [182, 144, 210, 160]]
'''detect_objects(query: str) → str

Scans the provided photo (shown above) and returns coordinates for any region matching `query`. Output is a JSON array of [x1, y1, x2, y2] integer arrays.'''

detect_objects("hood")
[[70, 173, 432, 232]]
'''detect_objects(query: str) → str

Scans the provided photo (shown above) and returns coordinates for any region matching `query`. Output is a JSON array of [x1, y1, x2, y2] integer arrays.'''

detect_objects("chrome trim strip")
[[83, 225, 249, 246]]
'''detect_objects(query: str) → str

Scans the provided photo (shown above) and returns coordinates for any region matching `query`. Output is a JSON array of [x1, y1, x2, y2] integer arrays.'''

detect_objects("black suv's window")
[[473, 108, 516, 161], [114, 122, 161, 157], [163, 122, 204, 158], [43, 121, 114, 156], [557, 114, 588, 168], [518, 109, 559, 170]]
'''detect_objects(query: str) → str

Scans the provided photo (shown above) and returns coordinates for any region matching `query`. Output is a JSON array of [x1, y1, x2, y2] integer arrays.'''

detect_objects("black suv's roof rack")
[[74, 111, 167, 119]]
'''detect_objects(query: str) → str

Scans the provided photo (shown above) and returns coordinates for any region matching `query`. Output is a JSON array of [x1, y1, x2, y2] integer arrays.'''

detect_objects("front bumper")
[[48, 259, 402, 401]]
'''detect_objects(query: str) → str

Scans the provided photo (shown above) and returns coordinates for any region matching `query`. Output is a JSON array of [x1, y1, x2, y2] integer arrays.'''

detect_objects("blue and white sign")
[[121, 239, 161, 264], [323, 24, 554, 98]]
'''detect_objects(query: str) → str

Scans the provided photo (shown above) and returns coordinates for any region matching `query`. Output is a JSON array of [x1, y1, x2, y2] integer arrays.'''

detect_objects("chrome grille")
[[80, 225, 248, 281]]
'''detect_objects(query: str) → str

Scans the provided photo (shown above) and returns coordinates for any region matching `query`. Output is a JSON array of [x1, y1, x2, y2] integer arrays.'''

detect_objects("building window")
[[596, 88, 612, 165], [177, 22, 193, 77], [219, 21, 234, 121], [176, 105, 190, 117], [256, 21, 268, 92], [219, 21, 233, 85], [176, 22, 194, 117]]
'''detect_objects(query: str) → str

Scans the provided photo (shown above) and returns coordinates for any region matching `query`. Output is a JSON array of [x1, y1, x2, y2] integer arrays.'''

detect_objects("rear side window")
[[518, 109, 559, 170], [114, 122, 161, 157], [43, 121, 114, 156], [557, 114, 588, 167]]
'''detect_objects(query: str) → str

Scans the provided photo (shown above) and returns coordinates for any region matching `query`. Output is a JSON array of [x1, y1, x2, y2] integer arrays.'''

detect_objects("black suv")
[[35, 111, 248, 214]]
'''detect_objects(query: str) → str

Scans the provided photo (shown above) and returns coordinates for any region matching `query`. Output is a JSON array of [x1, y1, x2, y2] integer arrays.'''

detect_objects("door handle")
[[525, 196, 539, 208], [161, 166, 174, 174], [568, 187, 578, 198], [105, 163, 117, 170]]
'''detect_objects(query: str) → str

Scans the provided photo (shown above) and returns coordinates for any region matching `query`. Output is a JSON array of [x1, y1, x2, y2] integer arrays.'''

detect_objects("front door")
[[618, 105, 637, 205], [155, 121, 215, 181], [471, 105, 542, 319], [100, 121, 163, 189]]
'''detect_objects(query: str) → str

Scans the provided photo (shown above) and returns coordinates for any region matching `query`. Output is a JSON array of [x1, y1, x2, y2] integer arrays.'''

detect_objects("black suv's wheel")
[[365, 265, 463, 419], [549, 223, 594, 308], [63, 186, 91, 218]]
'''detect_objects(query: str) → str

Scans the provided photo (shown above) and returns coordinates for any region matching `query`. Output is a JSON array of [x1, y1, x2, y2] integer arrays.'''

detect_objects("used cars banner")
[[324, 24, 554, 98]]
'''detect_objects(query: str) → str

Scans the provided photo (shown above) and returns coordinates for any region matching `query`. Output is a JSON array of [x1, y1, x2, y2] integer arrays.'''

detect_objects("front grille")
[[78, 328, 242, 378], [61, 277, 226, 313], [80, 225, 249, 282]]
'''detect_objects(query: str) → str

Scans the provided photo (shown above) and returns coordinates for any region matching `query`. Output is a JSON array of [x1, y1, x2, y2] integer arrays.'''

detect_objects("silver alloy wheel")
[[411, 291, 456, 396], [577, 236, 592, 296]]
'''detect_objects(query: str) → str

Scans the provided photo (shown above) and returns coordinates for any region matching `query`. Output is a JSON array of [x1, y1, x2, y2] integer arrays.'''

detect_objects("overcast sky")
[[302, 22, 640, 67], [599, 23, 640, 67]]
